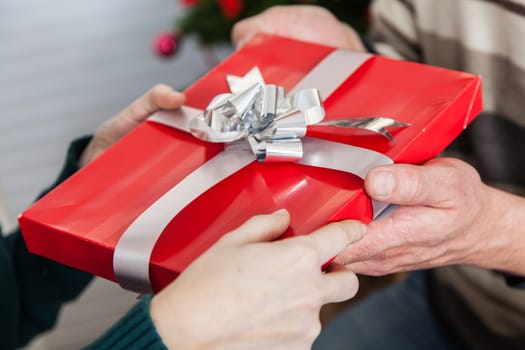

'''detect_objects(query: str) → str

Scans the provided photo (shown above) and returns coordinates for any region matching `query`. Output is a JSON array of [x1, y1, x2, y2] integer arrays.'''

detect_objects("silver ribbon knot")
[[188, 67, 409, 163]]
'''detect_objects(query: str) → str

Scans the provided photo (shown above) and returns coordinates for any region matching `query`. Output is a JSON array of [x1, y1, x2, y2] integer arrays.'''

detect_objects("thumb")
[[117, 84, 185, 125], [364, 161, 458, 207], [218, 209, 291, 246]]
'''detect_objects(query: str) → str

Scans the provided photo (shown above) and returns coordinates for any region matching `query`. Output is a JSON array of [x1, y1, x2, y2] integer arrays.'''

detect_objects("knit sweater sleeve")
[[2, 136, 94, 349], [85, 296, 167, 350], [3, 136, 169, 349]]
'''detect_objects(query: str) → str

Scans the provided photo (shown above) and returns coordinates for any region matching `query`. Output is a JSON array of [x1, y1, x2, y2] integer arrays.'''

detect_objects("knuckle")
[[326, 221, 355, 245], [439, 159, 483, 204], [152, 83, 168, 93], [298, 241, 321, 262], [214, 230, 238, 247], [244, 213, 270, 229], [400, 167, 426, 199], [127, 102, 148, 118]]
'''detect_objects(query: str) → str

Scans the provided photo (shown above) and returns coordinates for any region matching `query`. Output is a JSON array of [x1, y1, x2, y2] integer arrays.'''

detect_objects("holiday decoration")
[[180, 0, 200, 7], [218, 0, 244, 20], [153, 31, 183, 58], [154, 0, 370, 59]]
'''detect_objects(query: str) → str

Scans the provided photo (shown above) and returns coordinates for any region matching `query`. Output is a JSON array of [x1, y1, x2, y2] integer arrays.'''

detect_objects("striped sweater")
[[369, 0, 525, 349]]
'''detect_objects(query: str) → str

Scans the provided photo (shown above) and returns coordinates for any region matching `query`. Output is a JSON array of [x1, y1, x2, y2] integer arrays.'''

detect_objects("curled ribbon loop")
[[189, 67, 409, 162], [189, 67, 320, 162]]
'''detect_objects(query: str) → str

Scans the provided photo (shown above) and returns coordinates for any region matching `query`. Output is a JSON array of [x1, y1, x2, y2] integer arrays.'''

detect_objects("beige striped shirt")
[[368, 1, 525, 348]]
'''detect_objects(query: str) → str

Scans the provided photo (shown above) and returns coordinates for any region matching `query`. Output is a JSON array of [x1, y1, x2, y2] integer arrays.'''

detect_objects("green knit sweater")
[[0, 137, 166, 349]]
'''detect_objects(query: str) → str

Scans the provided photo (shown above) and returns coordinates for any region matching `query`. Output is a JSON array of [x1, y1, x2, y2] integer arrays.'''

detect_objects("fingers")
[[300, 220, 367, 265], [219, 209, 291, 246], [232, 5, 364, 51], [364, 158, 478, 207], [322, 264, 359, 303], [231, 14, 266, 48], [146, 84, 186, 111], [120, 84, 185, 124], [232, 5, 302, 48], [232, 5, 325, 48]]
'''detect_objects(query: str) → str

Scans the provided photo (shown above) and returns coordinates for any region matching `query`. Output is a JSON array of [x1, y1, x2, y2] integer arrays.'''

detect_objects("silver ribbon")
[[114, 49, 401, 293], [188, 66, 408, 162]]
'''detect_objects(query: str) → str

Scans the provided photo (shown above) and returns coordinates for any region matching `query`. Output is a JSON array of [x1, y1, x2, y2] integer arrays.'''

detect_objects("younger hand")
[[79, 85, 185, 167], [151, 210, 366, 350], [232, 5, 366, 51]]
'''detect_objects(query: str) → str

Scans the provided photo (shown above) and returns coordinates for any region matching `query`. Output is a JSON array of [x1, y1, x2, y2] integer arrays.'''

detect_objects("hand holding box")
[[19, 34, 482, 293]]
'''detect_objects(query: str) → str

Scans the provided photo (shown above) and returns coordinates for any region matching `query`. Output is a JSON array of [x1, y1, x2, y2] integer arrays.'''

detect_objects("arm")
[[2, 85, 185, 349], [89, 211, 365, 350], [336, 158, 525, 277], [3, 137, 93, 349]]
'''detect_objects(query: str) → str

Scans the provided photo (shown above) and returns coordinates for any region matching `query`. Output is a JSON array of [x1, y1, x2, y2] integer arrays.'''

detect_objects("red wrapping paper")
[[19, 34, 482, 292]]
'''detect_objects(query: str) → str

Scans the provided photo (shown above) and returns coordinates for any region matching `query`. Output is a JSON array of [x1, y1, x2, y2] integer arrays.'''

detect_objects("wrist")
[[467, 186, 525, 275], [150, 291, 198, 350]]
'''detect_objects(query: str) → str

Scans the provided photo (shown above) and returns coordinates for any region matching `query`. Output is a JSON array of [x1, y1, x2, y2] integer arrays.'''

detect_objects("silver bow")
[[189, 67, 409, 162]]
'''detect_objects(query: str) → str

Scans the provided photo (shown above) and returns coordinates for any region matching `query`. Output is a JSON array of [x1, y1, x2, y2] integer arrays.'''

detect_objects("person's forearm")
[[469, 186, 525, 276], [6, 136, 94, 348]]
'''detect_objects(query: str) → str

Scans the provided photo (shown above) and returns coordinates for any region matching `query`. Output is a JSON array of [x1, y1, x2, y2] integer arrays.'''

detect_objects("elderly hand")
[[336, 157, 525, 276], [79, 84, 185, 167], [151, 210, 365, 350], [232, 5, 366, 51]]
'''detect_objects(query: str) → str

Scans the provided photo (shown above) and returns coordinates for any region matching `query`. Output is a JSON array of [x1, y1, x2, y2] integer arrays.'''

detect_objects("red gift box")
[[19, 34, 482, 293]]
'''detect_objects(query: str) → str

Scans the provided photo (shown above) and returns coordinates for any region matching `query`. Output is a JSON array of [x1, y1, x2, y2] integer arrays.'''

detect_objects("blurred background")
[[0, 0, 236, 229]]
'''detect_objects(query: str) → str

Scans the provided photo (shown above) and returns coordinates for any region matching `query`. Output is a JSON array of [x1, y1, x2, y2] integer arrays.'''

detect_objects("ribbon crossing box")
[[19, 34, 482, 293]]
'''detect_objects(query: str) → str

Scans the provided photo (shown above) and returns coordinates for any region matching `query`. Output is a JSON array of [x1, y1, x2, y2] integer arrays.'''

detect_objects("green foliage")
[[178, 0, 370, 45]]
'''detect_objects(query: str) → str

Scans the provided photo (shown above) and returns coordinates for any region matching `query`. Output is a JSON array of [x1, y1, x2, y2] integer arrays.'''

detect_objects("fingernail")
[[373, 171, 394, 197], [271, 208, 288, 216]]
